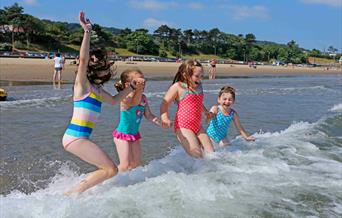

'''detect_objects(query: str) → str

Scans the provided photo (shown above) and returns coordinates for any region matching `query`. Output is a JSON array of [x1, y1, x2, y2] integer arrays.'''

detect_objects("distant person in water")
[[206, 86, 256, 146], [62, 11, 144, 195], [208, 59, 217, 79]]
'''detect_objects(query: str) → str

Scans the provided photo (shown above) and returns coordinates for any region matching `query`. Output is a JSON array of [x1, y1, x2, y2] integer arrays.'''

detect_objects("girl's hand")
[[245, 136, 256, 141], [130, 78, 145, 91], [79, 11, 92, 32], [205, 111, 216, 120], [161, 116, 173, 128]]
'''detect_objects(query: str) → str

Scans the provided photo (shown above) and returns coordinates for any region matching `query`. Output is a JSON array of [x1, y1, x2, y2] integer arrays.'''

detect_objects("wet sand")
[[0, 58, 341, 83]]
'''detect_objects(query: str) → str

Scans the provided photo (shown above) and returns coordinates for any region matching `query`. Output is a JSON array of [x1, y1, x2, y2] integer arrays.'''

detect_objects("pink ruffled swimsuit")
[[174, 82, 203, 134]]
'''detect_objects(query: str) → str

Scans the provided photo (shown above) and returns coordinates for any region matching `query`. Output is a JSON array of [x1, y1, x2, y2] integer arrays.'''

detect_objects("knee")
[[188, 147, 203, 158], [104, 165, 118, 178]]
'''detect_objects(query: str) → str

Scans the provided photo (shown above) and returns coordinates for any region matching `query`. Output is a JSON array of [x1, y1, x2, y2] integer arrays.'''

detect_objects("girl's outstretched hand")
[[79, 11, 92, 32], [245, 136, 256, 141]]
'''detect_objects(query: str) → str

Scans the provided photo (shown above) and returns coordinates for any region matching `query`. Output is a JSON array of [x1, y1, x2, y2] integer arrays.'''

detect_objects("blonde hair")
[[114, 67, 143, 92]]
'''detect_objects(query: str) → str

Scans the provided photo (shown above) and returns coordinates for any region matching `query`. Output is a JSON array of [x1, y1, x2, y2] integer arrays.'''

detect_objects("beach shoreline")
[[0, 57, 341, 83]]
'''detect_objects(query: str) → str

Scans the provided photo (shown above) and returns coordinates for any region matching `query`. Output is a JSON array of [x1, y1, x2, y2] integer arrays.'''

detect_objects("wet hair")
[[86, 49, 115, 85], [218, 86, 235, 100], [114, 67, 143, 92], [172, 60, 202, 88]]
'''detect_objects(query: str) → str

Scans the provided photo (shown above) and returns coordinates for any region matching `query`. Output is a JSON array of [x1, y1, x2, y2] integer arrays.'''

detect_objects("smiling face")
[[218, 92, 235, 110], [190, 66, 204, 87]]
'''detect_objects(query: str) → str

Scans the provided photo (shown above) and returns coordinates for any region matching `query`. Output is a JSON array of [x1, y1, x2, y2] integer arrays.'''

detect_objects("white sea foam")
[[330, 103, 342, 112], [1, 114, 341, 217]]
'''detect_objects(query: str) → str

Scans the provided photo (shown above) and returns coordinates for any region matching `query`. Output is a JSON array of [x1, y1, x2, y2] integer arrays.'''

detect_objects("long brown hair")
[[86, 49, 115, 85], [114, 67, 143, 92], [172, 60, 202, 89]]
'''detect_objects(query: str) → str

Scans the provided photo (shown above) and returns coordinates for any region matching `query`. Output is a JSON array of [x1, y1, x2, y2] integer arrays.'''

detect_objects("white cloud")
[[129, 0, 178, 10], [229, 5, 270, 20], [143, 18, 170, 28], [23, 0, 38, 6], [300, 0, 342, 7], [188, 2, 204, 10]]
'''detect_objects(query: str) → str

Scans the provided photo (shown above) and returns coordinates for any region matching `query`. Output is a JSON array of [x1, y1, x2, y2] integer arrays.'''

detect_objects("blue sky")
[[1, 0, 341, 51]]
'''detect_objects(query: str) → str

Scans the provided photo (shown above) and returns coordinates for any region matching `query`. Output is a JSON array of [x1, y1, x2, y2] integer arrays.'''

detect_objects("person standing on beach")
[[208, 59, 217, 79], [62, 11, 144, 195], [53, 53, 63, 82], [160, 60, 215, 158]]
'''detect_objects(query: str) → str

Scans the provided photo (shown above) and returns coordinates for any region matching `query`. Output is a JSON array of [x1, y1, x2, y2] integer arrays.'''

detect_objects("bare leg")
[[219, 138, 229, 147], [57, 69, 62, 82], [197, 127, 214, 153], [53, 69, 57, 82], [212, 68, 216, 79], [176, 128, 203, 158], [114, 138, 131, 172], [130, 140, 142, 169], [65, 139, 118, 194]]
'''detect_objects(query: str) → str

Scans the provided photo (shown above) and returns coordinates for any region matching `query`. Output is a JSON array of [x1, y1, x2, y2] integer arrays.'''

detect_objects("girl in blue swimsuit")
[[207, 86, 256, 146], [113, 68, 161, 172]]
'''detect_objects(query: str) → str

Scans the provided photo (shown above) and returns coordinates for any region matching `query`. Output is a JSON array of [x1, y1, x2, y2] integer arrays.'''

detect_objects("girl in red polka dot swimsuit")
[[160, 60, 215, 158]]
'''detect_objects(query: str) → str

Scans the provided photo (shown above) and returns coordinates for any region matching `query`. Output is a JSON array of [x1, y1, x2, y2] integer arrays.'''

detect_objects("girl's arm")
[[204, 105, 218, 123], [101, 78, 145, 105], [233, 112, 256, 141], [143, 95, 162, 126], [160, 83, 179, 128], [73, 11, 92, 98], [122, 79, 145, 107], [100, 86, 134, 105], [203, 104, 216, 122]]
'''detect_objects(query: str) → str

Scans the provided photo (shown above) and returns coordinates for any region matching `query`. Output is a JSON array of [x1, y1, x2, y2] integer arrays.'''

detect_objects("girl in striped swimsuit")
[[160, 60, 215, 158], [62, 12, 144, 195]]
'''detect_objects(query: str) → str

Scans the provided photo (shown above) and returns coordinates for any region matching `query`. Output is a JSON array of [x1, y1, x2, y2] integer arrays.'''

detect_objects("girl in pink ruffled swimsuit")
[[113, 68, 161, 172], [160, 60, 215, 158]]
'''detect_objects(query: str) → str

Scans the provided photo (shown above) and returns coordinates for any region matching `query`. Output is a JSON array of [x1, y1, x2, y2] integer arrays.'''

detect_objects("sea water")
[[0, 75, 341, 217]]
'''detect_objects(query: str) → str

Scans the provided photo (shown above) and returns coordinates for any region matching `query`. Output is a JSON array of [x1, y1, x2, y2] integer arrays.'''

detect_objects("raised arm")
[[160, 83, 179, 128], [74, 11, 92, 98], [143, 96, 162, 126], [233, 112, 256, 141]]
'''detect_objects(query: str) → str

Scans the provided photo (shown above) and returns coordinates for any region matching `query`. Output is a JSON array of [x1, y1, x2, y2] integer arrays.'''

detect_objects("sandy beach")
[[0, 57, 341, 83]]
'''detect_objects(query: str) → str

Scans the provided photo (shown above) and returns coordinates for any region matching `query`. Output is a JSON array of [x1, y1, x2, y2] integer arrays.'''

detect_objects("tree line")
[[0, 3, 340, 64]]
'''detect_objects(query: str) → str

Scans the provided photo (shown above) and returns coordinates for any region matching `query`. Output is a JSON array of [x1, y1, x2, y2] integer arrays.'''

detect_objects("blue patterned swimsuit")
[[207, 107, 235, 143]]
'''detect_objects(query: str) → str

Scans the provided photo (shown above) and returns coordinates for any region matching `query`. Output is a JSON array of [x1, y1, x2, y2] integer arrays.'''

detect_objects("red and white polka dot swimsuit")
[[174, 82, 204, 134]]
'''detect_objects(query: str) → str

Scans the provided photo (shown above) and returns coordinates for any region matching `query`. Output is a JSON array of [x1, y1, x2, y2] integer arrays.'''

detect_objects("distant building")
[[0, 25, 24, 33]]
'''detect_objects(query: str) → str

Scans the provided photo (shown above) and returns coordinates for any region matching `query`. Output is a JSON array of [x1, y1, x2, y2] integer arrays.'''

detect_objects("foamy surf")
[[330, 103, 342, 112], [1, 111, 341, 218]]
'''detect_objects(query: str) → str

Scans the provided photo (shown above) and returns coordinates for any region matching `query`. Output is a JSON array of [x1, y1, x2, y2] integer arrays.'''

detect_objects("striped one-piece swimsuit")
[[62, 86, 102, 148]]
